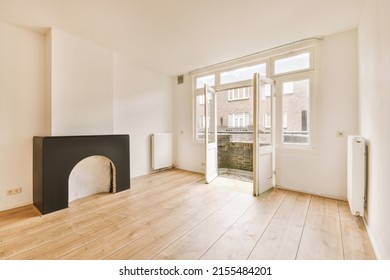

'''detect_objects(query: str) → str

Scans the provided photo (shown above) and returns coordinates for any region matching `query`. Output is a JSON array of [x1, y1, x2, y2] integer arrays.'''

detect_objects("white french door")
[[253, 74, 275, 196], [204, 85, 218, 183]]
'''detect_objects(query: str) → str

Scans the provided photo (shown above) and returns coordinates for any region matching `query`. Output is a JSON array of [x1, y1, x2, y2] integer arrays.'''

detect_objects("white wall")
[[0, 21, 48, 211], [276, 29, 359, 200], [358, 0, 390, 259], [0, 22, 173, 211], [50, 28, 114, 135], [113, 54, 173, 178], [50, 30, 174, 191], [48, 29, 115, 204]]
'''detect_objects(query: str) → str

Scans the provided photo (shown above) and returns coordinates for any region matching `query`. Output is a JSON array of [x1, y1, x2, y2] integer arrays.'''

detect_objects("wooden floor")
[[0, 169, 375, 260]]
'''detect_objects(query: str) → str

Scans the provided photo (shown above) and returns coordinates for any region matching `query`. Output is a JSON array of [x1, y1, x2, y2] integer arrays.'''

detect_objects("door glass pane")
[[206, 90, 216, 143], [282, 79, 310, 144], [195, 95, 205, 141], [221, 63, 266, 84], [259, 82, 272, 146], [196, 74, 215, 89], [274, 53, 310, 75]]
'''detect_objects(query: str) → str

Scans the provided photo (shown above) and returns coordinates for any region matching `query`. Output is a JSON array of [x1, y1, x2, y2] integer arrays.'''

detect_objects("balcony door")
[[253, 74, 275, 196], [204, 85, 218, 183]]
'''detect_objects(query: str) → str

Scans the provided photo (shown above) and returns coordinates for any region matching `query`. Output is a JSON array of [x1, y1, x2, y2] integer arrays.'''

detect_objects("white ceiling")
[[0, 0, 364, 76]]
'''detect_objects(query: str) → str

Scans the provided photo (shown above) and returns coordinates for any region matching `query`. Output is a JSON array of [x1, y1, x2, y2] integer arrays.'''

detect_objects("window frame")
[[274, 71, 315, 150], [220, 62, 267, 86], [191, 44, 316, 148], [195, 74, 215, 89], [271, 48, 314, 77]]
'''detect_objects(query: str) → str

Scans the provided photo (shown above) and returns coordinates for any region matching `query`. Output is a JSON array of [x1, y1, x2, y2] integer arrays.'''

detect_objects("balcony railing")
[[199, 126, 309, 144]]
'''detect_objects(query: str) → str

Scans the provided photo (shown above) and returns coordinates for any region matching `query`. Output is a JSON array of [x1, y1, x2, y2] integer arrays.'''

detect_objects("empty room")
[[1, 0, 389, 270]]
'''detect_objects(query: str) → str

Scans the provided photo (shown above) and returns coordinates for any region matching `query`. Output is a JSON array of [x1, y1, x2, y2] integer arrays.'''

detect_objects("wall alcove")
[[68, 155, 116, 203]]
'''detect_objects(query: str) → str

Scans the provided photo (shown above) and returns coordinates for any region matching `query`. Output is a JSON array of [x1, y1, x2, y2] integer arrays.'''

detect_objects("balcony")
[[217, 130, 253, 182]]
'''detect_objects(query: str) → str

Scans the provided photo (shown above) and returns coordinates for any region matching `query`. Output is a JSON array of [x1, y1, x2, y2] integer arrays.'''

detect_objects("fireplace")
[[33, 135, 130, 215]]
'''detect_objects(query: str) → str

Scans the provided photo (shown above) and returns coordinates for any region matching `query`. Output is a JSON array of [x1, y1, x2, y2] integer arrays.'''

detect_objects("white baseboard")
[[276, 185, 347, 201], [0, 200, 32, 212], [363, 217, 380, 260]]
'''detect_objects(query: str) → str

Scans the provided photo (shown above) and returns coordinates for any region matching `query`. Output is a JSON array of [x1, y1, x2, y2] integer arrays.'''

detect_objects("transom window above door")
[[221, 63, 266, 85]]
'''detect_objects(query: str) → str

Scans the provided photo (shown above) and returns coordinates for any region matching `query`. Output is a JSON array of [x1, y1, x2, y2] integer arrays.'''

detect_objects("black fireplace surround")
[[33, 135, 130, 215]]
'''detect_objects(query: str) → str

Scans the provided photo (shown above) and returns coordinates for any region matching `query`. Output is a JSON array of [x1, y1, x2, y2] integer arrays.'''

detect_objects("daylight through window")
[[192, 45, 315, 148]]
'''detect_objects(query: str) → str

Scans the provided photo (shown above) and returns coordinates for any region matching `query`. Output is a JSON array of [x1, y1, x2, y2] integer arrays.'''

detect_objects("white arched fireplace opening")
[[68, 155, 116, 203]]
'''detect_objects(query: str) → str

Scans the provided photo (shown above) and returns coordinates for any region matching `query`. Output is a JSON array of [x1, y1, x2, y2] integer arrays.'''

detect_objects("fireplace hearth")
[[33, 135, 130, 215]]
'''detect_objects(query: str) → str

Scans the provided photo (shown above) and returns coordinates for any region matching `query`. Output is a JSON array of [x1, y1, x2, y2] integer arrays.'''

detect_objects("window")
[[221, 63, 266, 85], [283, 81, 294, 94], [199, 115, 205, 129], [197, 95, 205, 105], [281, 79, 310, 144], [194, 89, 217, 141], [228, 87, 250, 101], [228, 113, 249, 128], [196, 74, 215, 89], [195, 95, 205, 140], [263, 114, 271, 128], [265, 84, 271, 97], [273, 52, 311, 75], [283, 112, 288, 129], [192, 45, 315, 147]]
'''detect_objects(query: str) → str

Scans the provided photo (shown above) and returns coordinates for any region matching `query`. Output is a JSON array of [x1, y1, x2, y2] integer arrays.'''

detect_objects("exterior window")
[[282, 79, 310, 144], [221, 63, 266, 84], [198, 95, 205, 105], [283, 112, 288, 129], [196, 74, 215, 89], [195, 95, 205, 140], [193, 46, 315, 148], [274, 52, 311, 75], [263, 113, 271, 128], [261, 84, 272, 100], [265, 84, 271, 97], [228, 113, 249, 128], [228, 87, 250, 101], [283, 81, 294, 94], [199, 115, 205, 129]]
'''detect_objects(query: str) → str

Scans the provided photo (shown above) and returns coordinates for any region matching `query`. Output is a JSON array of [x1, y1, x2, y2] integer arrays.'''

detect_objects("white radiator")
[[151, 133, 173, 170], [347, 135, 366, 216]]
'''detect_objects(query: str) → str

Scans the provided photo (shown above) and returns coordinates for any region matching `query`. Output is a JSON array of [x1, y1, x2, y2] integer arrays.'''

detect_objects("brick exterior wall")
[[218, 135, 253, 172], [216, 83, 309, 133], [229, 141, 253, 171], [218, 135, 230, 168], [217, 87, 254, 129], [282, 79, 310, 133]]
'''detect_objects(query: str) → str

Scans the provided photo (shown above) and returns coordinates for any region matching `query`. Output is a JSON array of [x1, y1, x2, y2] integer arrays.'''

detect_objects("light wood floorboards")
[[0, 169, 375, 260]]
